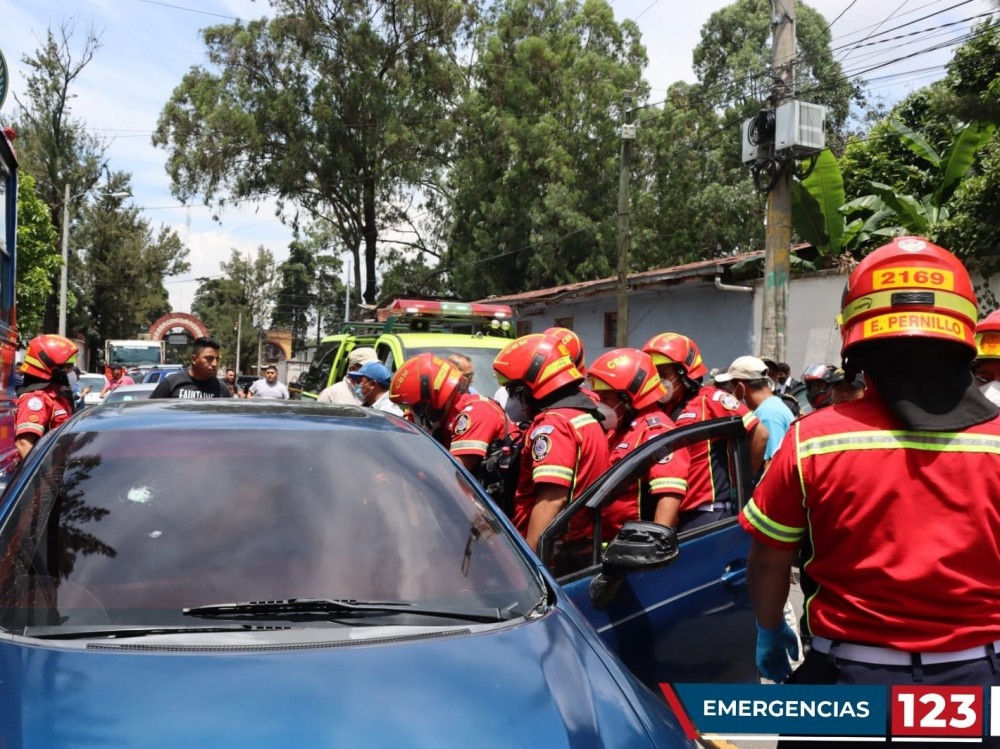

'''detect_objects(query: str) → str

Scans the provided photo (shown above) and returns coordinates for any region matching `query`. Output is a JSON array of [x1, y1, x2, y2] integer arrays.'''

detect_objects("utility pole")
[[761, 0, 796, 362], [616, 91, 636, 347], [235, 311, 242, 373]]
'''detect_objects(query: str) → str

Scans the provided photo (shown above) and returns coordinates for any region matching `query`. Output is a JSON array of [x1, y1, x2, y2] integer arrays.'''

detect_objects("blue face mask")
[[352, 383, 364, 402]]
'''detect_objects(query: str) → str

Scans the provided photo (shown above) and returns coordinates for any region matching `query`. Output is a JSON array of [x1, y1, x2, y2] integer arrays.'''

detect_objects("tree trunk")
[[362, 174, 378, 305]]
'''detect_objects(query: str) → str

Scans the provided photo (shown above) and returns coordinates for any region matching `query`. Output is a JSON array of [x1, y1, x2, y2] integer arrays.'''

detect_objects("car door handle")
[[721, 560, 747, 588]]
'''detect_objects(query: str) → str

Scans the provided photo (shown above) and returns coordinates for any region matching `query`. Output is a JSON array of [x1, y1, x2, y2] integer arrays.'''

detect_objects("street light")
[[59, 183, 130, 336]]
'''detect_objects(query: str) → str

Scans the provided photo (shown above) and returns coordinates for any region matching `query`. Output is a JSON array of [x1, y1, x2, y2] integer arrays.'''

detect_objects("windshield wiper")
[[26, 624, 290, 640], [182, 598, 517, 624]]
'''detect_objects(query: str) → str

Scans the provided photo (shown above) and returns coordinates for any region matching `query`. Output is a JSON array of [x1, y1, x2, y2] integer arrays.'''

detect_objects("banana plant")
[[847, 118, 996, 237]]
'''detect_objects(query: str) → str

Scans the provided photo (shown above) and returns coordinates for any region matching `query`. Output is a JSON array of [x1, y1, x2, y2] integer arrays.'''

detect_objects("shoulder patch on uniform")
[[454, 413, 472, 435], [461, 405, 475, 413], [676, 412, 697, 422], [532, 434, 552, 461], [644, 415, 662, 426], [26, 397, 44, 412], [616, 442, 630, 450], [529, 424, 554, 440], [28, 414, 39, 423], [720, 393, 740, 411]]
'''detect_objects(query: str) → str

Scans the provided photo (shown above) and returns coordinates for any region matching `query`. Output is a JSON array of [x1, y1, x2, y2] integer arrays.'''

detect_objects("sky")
[[0, 0, 993, 313]]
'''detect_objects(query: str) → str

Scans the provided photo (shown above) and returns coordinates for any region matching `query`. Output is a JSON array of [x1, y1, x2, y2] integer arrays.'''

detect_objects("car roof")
[[111, 383, 158, 392], [69, 399, 421, 435]]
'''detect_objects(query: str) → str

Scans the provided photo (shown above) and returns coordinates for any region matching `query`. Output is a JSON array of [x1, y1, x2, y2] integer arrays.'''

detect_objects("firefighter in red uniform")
[[587, 348, 690, 533], [15, 334, 78, 460], [741, 238, 1000, 716], [973, 309, 1000, 405], [493, 332, 610, 562], [642, 332, 767, 530]]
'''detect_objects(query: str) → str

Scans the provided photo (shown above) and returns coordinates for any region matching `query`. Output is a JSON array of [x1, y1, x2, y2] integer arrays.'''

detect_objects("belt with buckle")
[[812, 636, 1000, 666]]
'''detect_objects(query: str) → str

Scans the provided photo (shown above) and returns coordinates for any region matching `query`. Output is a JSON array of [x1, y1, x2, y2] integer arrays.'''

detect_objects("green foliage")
[[193, 248, 278, 372], [154, 0, 471, 304], [444, 0, 646, 298], [14, 174, 60, 337], [272, 241, 318, 353], [791, 150, 843, 255], [74, 171, 191, 342]]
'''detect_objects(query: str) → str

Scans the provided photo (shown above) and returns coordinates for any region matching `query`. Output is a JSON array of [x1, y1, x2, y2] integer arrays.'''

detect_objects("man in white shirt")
[[347, 361, 403, 416], [249, 365, 290, 400]]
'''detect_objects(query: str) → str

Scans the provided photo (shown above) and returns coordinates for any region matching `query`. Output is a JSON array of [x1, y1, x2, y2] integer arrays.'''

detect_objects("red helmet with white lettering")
[[838, 237, 978, 357], [975, 310, 1000, 361], [493, 333, 584, 400], [588, 349, 665, 411], [641, 332, 708, 380], [389, 353, 463, 413], [544, 327, 586, 372], [21, 334, 77, 379]]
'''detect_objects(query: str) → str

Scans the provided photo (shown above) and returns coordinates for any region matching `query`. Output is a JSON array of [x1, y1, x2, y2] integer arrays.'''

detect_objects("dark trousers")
[[777, 649, 1000, 748]]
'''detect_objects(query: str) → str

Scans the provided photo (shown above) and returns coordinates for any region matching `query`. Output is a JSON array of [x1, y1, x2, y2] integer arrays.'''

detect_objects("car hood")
[[0, 610, 684, 748]]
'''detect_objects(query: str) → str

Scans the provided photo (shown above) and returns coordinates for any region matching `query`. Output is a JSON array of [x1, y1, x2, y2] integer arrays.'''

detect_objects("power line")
[[132, 0, 243, 21]]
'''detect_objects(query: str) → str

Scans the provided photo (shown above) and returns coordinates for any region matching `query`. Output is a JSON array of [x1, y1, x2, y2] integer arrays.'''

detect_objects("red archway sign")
[[148, 312, 210, 342]]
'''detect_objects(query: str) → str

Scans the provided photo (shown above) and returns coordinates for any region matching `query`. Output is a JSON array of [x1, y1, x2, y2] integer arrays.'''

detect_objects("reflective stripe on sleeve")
[[570, 414, 598, 429], [533, 465, 575, 483], [649, 477, 688, 494], [450, 439, 489, 455], [741, 498, 805, 545], [742, 411, 758, 428], [15, 423, 46, 437], [798, 430, 1000, 458]]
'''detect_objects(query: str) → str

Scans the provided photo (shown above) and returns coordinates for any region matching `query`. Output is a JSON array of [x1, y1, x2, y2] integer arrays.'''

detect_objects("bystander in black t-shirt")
[[150, 370, 232, 399]]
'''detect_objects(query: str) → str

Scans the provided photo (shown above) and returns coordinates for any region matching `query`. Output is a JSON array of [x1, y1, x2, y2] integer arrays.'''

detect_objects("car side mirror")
[[589, 521, 679, 609]]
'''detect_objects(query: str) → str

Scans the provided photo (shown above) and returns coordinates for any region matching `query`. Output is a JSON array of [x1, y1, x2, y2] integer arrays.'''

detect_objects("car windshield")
[[108, 345, 163, 366], [0, 422, 542, 634]]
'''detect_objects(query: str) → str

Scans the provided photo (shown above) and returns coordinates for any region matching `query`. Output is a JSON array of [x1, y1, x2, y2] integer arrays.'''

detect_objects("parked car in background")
[[142, 365, 184, 384], [0, 400, 731, 747], [101, 382, 158, 404], [76, 373, 107, 408], [235, 374, 256, 395]]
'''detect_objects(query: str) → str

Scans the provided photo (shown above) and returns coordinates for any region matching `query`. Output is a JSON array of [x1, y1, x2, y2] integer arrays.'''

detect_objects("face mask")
[[595, 401, 619, 433], [980, 380, 1000, 407], [658, 376, 676, 405], [352, 383, 364, 402]]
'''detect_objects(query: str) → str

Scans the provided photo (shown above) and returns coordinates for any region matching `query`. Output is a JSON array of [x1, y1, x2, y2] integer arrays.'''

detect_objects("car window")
[[402, 346, 505, 397], [0, 426, 542, 634]]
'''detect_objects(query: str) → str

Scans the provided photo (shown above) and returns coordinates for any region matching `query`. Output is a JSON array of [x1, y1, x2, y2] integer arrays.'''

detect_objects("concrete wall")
[[513, 279, 756, 373]]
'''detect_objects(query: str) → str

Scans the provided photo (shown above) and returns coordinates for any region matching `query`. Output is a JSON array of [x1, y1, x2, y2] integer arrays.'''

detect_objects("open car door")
[[538, 416, 758, 691]]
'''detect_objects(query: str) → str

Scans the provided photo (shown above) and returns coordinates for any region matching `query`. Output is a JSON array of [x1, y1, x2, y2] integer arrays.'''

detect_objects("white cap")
[[714, 355, 770, 384]]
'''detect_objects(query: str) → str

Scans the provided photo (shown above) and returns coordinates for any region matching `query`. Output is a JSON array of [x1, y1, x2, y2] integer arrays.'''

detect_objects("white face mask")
[[980, 380, 1000, 407], [657, 376, 676, 405]]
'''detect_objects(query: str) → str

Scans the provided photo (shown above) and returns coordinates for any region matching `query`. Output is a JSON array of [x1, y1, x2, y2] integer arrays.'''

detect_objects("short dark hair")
[[192, 337, 221, 355], [777, 362, 791, 374], [265, 364, 277, 372]]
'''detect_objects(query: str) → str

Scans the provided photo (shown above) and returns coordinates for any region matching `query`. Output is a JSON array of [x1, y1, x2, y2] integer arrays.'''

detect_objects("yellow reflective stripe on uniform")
[[742, 498, 805, 545], [839, 288, 977, 327], [650, 477, 687, 493], [533, 465, 575, 482], [570, 414, 597, 429], [794, 421, 807, 505], [450, 439, 488, 453], [798, 430, 1000, 458], [741, 411, 756, 428]]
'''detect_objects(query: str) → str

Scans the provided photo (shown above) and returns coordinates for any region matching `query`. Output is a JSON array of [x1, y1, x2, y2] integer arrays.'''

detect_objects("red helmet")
[[588, 349, 665, 411], [975, 310, 1000, 361], [493, 333, 584, 400], [838, 237, 978, 357], [544, 327, 585, 372], [21, 335, 77, 379], [641, 332, 708, 380], [388, 353, 463, 413]]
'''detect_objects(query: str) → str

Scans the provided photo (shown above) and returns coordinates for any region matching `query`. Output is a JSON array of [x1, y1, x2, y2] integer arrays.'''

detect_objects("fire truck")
[[0, 130, 21, 477], [296, 299, 515, 400], [103, 339, 166, 378]]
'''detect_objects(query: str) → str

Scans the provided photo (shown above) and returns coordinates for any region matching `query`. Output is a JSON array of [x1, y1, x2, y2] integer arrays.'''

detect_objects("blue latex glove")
[[756, 621, 799, 683]]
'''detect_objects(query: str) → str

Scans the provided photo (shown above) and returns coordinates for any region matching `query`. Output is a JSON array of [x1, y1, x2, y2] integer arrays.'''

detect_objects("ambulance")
[[296, 299, 515, 400]]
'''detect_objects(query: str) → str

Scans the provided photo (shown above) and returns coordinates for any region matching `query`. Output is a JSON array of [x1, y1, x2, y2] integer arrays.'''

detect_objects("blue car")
[[0, 401, 754, 748]]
